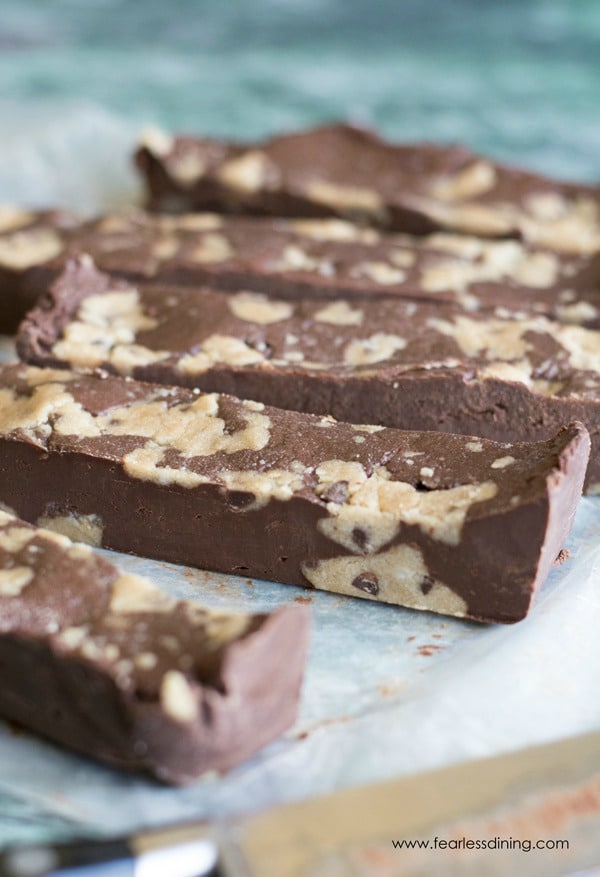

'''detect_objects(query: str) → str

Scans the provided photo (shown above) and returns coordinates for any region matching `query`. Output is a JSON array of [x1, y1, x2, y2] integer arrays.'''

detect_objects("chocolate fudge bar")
[[3, 209, 598, 333], [0, 363, 589, 623], [18, 258, 600, 490], [0, 508, 309, 784], [134, 123, 600, 253]]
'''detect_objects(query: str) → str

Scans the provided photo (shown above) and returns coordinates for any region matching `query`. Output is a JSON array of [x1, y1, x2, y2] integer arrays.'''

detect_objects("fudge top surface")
[[136, 123, 600, 253], [0, 364, 588, 546], [19, 260, 600, 400], [2, 208, 598, 317]]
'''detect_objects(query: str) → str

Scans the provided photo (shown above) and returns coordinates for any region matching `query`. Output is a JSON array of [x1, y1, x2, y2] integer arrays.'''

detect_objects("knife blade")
[[2, 729, 600, 877]]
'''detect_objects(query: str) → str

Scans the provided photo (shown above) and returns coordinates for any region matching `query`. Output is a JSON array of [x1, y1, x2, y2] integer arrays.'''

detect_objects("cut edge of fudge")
[[0, 509, 310, 784]]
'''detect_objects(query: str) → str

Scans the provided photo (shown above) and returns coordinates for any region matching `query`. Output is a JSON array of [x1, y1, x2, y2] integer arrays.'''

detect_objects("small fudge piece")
[[3, 210, 598, 332], [134, 123, 600, 253], [0, 508, 309, 784], [0, 364, 589, 623], [17, 259, 600, 490], [0, 206, 80, 332]]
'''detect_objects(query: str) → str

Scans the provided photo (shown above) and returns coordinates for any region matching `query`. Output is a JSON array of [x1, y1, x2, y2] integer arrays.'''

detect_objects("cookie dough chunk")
[[0, 509, 309, 784], [17, 258, 600, 490], [3, 209, 598, 332], [134, 124, 600, 254], [0, 364, 589, 622]]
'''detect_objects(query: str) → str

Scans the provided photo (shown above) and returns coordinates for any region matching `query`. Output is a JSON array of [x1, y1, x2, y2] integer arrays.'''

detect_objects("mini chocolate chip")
[[321, 480, 349, 504], [227, 490, 255, 510], [533, 360, 559, 380], [352, 573, 379, 596], [420, 574, 435, 595], [352, 527, 368, 549], [245, 338, 273, 358]]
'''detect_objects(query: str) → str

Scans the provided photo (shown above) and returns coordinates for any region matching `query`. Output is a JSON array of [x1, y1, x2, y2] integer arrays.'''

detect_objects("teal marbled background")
[[0, 0, 599, 180]]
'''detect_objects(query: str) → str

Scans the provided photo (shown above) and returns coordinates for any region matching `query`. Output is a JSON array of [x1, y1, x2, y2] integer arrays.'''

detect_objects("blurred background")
[[0, 0, 598, 207]]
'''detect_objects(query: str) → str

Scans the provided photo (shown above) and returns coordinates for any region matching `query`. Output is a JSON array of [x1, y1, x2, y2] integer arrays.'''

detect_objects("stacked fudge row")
[[0, 124, 598, 782]]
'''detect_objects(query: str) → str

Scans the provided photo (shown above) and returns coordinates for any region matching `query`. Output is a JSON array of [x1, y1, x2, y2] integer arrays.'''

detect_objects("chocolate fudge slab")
[[0, 364, 589, 623], [134, 123, 600, 253], [18, 259, 600, 490], [0, 508, 309, 784], [3, 210, 598, 332]]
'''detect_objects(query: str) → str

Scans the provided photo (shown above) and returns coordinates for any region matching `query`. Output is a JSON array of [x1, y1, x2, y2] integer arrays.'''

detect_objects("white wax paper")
[[0, 104, 598, 845]]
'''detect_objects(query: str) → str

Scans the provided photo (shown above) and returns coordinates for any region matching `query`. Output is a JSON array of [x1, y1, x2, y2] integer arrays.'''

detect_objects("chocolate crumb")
[[553, 548, 570, 566], [378, 682, 404, 698], [418, 644, 443, 657]]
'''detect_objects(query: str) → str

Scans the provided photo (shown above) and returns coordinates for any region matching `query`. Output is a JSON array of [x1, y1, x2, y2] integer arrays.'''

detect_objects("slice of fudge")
[[134, 123, 600, 253], [17, 258, 600, 490], [2, 209, 598, 333], [0, 364, 589, 623], [0, 509, 309, 784]]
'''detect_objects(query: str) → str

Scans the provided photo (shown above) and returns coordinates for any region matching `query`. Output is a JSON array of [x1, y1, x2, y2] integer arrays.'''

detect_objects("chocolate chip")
[[351, 527, 368, 549], [533, 359, 559, 380], [420, 574, 435, 595], [321, 480, 349, 504], [245, 338, 273, 358], [352, 573, 379, 595], [227, 490, 255, 510]]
